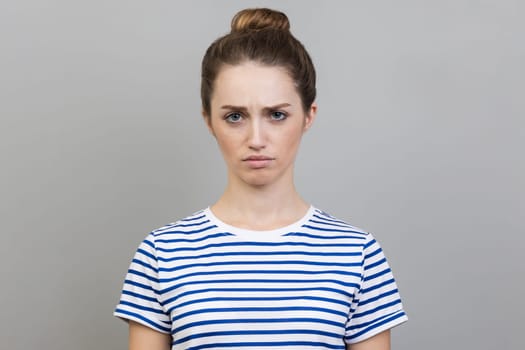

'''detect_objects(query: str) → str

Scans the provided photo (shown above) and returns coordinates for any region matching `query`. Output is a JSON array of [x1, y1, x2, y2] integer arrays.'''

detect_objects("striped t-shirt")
[[114, 206, 407, 349]]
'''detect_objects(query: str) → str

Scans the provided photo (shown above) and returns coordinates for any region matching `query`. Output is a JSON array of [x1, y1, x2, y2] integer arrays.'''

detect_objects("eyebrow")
[[220, 103, 292, 113]]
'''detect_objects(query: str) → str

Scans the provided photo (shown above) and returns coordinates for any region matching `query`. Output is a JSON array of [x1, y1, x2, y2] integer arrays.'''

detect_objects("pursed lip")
[[242, 155, 275, 161]]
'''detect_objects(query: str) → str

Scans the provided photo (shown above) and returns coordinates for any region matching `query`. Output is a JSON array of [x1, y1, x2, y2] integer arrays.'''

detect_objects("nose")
[[247, 118, 266, 150]]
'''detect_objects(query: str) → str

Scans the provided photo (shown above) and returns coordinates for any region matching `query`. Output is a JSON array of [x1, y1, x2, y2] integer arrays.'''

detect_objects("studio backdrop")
[[1, 1, 523, 349]]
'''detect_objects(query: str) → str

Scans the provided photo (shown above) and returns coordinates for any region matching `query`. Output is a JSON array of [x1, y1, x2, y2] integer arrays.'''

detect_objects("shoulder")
[[307, 207, 370, 237], [147, 208, 214, 239]]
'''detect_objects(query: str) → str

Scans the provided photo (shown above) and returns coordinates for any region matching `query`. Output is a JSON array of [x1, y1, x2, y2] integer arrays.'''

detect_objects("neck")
[[210, 172, 309, 230]]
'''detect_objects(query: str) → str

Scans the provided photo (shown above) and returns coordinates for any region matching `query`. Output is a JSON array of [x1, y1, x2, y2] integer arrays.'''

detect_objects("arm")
[[346, 330, 390, 350], [129, 320, 171, 350]]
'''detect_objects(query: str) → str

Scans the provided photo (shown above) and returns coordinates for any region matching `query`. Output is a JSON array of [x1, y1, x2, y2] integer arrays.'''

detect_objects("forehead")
[[211, 62, 300, 107]]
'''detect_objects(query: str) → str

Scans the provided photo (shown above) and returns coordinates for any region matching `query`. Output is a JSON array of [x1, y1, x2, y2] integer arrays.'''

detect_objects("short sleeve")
[[345, 233, 408, 344], [113, 232, 172, 334]]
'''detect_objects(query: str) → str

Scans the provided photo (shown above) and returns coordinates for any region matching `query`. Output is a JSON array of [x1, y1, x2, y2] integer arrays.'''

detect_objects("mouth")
[[243, 155, 274, 161], [242, 155, 275, 168]]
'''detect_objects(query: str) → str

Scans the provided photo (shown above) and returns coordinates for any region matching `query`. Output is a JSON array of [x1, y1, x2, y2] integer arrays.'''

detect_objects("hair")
[[201, 8, 316, 116]]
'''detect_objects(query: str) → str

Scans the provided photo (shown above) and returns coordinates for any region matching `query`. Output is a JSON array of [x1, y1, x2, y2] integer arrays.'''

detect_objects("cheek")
[[280, 127, 304, 154], [215, 131, 238, 158], [216, 138, 232, 153]]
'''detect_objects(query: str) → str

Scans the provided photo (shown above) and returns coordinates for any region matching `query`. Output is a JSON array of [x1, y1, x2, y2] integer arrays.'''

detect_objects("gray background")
[[1, 0, 523, 349]]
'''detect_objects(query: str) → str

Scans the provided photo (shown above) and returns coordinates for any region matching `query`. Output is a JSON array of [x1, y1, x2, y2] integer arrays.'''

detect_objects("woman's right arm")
[[129, 320, 171, 350]]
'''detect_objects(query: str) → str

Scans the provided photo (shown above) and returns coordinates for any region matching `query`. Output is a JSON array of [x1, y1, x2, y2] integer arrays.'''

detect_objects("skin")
[[129, 321, 170, 350], [348, 330, 391, 350], [128, 61, 391, 350], [203, 62, 316, 227]]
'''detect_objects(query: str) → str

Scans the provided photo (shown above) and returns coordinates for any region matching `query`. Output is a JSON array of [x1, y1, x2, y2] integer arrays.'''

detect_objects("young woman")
[[114, 8, 407, 350]]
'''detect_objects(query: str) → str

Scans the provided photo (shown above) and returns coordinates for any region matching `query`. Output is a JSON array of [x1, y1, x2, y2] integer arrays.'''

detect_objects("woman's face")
[[205, 62, 316, 188]]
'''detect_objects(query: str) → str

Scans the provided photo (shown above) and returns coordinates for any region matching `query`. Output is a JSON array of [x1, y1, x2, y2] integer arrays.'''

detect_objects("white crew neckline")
[[204, 205, 315, 239]]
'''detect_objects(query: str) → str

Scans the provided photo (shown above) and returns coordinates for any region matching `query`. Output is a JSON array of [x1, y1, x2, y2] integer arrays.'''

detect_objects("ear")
[[202, 109, 215, 137], [303, 102, 317, 132]]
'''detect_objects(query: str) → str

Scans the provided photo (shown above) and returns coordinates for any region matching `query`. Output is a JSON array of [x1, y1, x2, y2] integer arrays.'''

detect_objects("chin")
[[242, 176, 274, 187], [230, 165, 292, 188], [236, 170, 277, 187]]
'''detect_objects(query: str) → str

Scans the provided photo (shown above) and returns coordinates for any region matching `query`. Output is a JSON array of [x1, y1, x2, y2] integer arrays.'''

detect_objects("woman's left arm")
[[346, 330, 390, 350]]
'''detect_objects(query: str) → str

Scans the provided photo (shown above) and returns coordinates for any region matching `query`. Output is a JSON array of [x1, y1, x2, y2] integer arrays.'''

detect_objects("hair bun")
[[231, 8, 290, 33]]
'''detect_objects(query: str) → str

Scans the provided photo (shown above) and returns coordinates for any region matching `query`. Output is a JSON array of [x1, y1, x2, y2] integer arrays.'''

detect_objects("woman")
[[114, 8, 407, 350]]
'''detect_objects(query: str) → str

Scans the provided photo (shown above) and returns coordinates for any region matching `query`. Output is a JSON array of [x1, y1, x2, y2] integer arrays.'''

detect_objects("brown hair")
[[201, 8, 316, 116]]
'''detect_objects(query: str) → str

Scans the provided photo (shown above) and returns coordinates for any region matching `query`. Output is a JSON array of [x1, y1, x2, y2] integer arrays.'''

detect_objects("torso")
[[152, 206, 369, 349]]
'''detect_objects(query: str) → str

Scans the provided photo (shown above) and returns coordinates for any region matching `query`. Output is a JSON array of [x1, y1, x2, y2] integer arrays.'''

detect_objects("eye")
[[270, 111, 287, 121], [225, 112, 243, 123]]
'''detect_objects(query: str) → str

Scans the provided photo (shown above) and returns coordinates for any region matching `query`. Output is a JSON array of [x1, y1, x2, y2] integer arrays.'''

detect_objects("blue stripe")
[[308, 219, 358, 229], [172, 317, 345, 334], [121, 290, 157, 303], [142, 239, 155, 249], [358, 288, 399, 307], [352, 299, 402, 319], [302, 225, 368, 234], [119, 300, 165, 314], [159, 268, 361, 283], [347, 311, 406, 340], [159, 278, 359, 295], [186, 341, 345, 350], [153, 215, 207, 233], [167, 219, 211, 228], [155, 232, 232, 244], [364, 247, 382, 260], [364, 257, 386, 271], [172, 306, 347, 323], [151, 220, 213, 234], [159, 259, 362, 273], [364, 239, 376, 250], [131, 259, 157, 273], [346, 309, 400, 331], [128, 269, 159, 283], [123, 279, 154, 292], [163, 286, 354, 306], [283, 231, 367, 241], [114, 308, 171, 333], [136, 248, 156, 261], [153, 225, 218, 237], [363, 268, 391, 282], [174, 295, 351, 310], [157, 250, 360, 262], [156, 241, 366, 253], [312, 213, 351, 225], [174, 328, 343, 345], [362, 278, 395, 294], [181, 214, 206, 222]]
